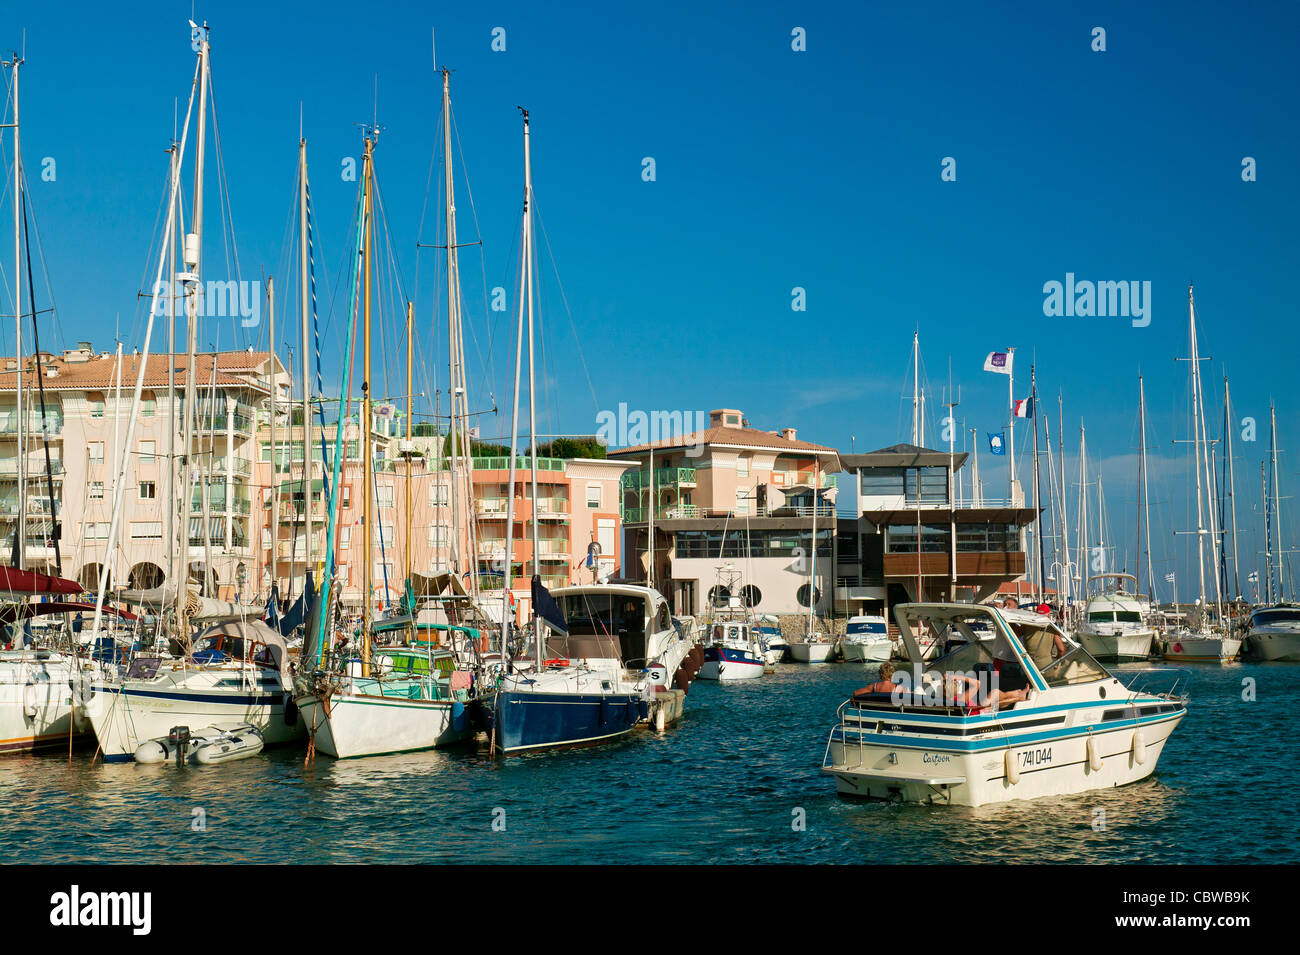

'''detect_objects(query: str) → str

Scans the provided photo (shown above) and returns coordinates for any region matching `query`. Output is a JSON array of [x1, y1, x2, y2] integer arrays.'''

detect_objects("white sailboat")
[[1241, 405, 1300, 661], [790, 456, 836, 663], [1163, 284, 1240, 664]]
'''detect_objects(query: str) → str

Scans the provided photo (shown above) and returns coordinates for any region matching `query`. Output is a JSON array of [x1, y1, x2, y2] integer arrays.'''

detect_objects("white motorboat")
[[698, 619, 766, 681], [756, 615, 788, 663], [1242, 605, 1300, 661], [1075, 574, 1156, 662], [1161, 631, 1241, 664], [822, 602, 1187, 806], [88, 620, 304, 762], [840, 615, 892, 663]]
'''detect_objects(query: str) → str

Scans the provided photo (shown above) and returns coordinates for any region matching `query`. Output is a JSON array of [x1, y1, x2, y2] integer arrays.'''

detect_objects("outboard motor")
[[167, 726, 191, 767]]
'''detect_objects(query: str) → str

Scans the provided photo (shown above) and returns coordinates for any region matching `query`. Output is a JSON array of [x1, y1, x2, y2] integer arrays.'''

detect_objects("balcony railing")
[[621, 467, 696, 490], [470, 456, 565, 472], [212, 456, 253, 476], [0, 412, 63, 435], [622, 501, 835, 523]]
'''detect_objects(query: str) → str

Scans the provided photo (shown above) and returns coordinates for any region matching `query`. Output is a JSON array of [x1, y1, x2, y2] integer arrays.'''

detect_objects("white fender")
[[22, 683, 38, 718], [1087, 735, 1103, 772], [654, 705, 666, 733], [1131, 728, 1146, 765], [1004, 748, 1020, 784]]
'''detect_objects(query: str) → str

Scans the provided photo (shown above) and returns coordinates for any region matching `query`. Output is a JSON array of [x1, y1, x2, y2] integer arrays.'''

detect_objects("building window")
[[885, 524, 951, 554], [428, 525, 449, 547], [83, 522, 109, 540], [340, 526, 351, 549], [342, 485, 352, 509], [858, 466, 948, 505], [262, 528, 271, 549], [737, 455, 749, 478], [429, 483, 449, 506], [374, 522, 394, 547], [735, 488, 751, 516], [138, 441, 155, 464], [130, 521, 163, 540], [586, 484, 601, 508], [796, 583, 821, 608], [139, 481, 156, 500], [739, 584, 761, 608], [88, 442, 104, 465], [142, 395, 156, 417], [377, 484, 394, 508], [89, 396, 105, 418], [88, 481, 104, 501]]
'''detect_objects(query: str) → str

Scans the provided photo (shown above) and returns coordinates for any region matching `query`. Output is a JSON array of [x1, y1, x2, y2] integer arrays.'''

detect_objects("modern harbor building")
[[609, 408, 842, 617]]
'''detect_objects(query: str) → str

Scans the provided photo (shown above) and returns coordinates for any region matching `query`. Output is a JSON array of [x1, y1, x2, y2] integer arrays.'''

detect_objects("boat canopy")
[[193, 618, 292, 682]]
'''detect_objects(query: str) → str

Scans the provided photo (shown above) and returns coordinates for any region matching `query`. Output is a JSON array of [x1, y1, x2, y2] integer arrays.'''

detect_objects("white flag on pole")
[[983, 350, 1013, 375]]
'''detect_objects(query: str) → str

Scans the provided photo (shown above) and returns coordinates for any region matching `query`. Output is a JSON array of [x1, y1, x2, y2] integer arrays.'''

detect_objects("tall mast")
[[441, 67, 463, 581], [1077, 424, 1088, 601], [1186, 285, 1208, 613], [360, 133, 374, 673], [1138, 375, 1155, 602], [1271, 403, 1284, 601], [298, 137, 313, 587], [500, 108, 531, 655], [268, 277, 278, 600], [166, 141, 178, 603], [522, 107, 541, 668], [177, 25, 210, 633], [1262, 462, 1273, 603], [808, 456, 819, 634], [404, 301, 413, 592], [1224, 376, 1240, 600], [1057, 393, 1070, 606], [1031, 367, 1043, 602], [911, 331, 920, 446], [9, 53, 23, 570], [1007, 347, 1016, 502]]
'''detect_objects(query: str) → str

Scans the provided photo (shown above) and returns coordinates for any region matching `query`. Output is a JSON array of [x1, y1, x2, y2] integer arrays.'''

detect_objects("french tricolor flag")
[[1012, 397, 1034, 418]]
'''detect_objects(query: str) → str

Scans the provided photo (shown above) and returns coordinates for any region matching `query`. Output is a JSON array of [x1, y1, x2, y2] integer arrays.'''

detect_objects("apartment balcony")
[[0, 458, 66, 477], [621, 502, 834, 523], [0, 412, 63, 437], [189, 497, 253, 517], [212, 456, 253, 477], [621, 467, 697, 490], [771, 471, 837, 489], [470, 456, 565, 472], [534, 499, 569, 519], [476, 498, 509, 518]]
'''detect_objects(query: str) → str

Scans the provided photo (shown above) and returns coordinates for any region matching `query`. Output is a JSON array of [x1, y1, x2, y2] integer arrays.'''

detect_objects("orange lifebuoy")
[[544, 658, 570, 668]]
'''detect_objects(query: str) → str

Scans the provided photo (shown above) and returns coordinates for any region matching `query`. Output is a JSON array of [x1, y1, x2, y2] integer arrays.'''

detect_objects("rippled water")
[[0, 662, 1292, 864]]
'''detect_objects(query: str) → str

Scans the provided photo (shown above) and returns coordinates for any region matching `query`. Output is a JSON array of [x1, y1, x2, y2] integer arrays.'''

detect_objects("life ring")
[[543, 658, 569, 668]]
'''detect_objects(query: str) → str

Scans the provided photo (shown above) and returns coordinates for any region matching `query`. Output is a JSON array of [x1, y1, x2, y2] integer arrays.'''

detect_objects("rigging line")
[[530, 197, 599, 412], [449, 99, 497, 397], [22, 189, 61, 574]]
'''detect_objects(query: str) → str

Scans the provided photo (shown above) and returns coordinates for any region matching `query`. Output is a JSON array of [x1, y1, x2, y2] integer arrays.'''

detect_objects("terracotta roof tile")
[[0, 351, 276, 392]]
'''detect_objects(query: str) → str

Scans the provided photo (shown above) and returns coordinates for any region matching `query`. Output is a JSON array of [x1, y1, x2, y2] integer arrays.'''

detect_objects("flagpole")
[[1008, 348, 1016, 503]]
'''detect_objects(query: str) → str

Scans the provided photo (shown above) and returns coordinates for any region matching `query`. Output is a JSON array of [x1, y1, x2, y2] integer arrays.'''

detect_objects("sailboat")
[[1162, 285, 1241, 664], [294, 68, 493, 758], [1241, 404, 1300, 660], [487, 109, 693, 754], [790, 456, 836, 662], [0, 52, 102, 754]]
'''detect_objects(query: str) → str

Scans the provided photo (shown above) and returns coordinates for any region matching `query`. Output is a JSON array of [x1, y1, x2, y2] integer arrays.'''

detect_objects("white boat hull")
[[0, 654, 93, 756], [841, 640, 893, 663], [825, 708, 1184, 807], [1077, 630, 1154, 662], [1246, 629, 1300, 661], [88, 676, 304, 762], [1162, 634, 1241, 664], [790, 642, 837, 663], [296, 692, 474, 758]]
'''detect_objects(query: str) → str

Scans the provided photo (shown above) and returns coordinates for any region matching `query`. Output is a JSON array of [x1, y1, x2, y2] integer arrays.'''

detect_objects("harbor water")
[[0, 661, 1292, 864]]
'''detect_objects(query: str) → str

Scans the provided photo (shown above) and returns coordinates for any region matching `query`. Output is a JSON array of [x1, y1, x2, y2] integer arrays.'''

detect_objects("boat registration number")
[[1017, 747, 1053, 767]]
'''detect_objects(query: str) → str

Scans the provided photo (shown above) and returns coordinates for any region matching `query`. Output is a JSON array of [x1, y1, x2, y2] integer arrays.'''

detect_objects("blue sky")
[[2, 1, 1298, 600]]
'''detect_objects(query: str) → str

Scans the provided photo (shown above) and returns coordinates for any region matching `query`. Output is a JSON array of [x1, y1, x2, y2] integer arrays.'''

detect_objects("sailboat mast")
[[523, 111, 539, 590], [1031, 368, 1043, 603], [500, 108, 531, 656], [1057, 394, 1070, 605], [1224, 376, 1240, 600], [1187, 285, 1208, 610], [1138, 375, 1155, 602], [9, 54, 23, 571], [269, 277, 279, 600], [441, 68, 463, 581], [1077, 425, 1088, 601], [1271, 403, 1284, 600], [911, 331, 919, 445], [405, 302, 413, 591], [177, 27, 210, 633], [166, 142, 178, 605], [360, 135, 374, 672], [299, 137, 313, 586]]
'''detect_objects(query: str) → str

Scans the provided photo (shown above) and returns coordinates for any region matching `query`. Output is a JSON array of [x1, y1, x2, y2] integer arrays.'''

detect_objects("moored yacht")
[[491, 581, 693, 753], [840, 615, 892, 663], [1242, 604, 1300, 661], [1161, 628, 1241, 664], [698, 619, 766, 680], [88, 620, 304, 762], [822, 602, 1187, 806], [1075, 574, 1156, 662]]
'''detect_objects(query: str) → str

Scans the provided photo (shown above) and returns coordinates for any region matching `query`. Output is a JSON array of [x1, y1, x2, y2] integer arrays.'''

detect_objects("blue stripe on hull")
[[495, 691, 641, 754], [703, 647, 763, 666]]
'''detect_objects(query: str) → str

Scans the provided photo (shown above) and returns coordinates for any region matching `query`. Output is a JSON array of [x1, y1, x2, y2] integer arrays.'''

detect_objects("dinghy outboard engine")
[[168, 726, 191, 767]]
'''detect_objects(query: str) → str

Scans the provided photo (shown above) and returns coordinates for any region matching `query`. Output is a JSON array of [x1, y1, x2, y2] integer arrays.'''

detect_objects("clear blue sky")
[[2, 1, 1298, 600]]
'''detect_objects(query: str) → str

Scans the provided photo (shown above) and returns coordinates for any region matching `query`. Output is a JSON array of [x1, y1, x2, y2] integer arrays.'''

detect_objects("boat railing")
[[1118, 667, 1192, 703]]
